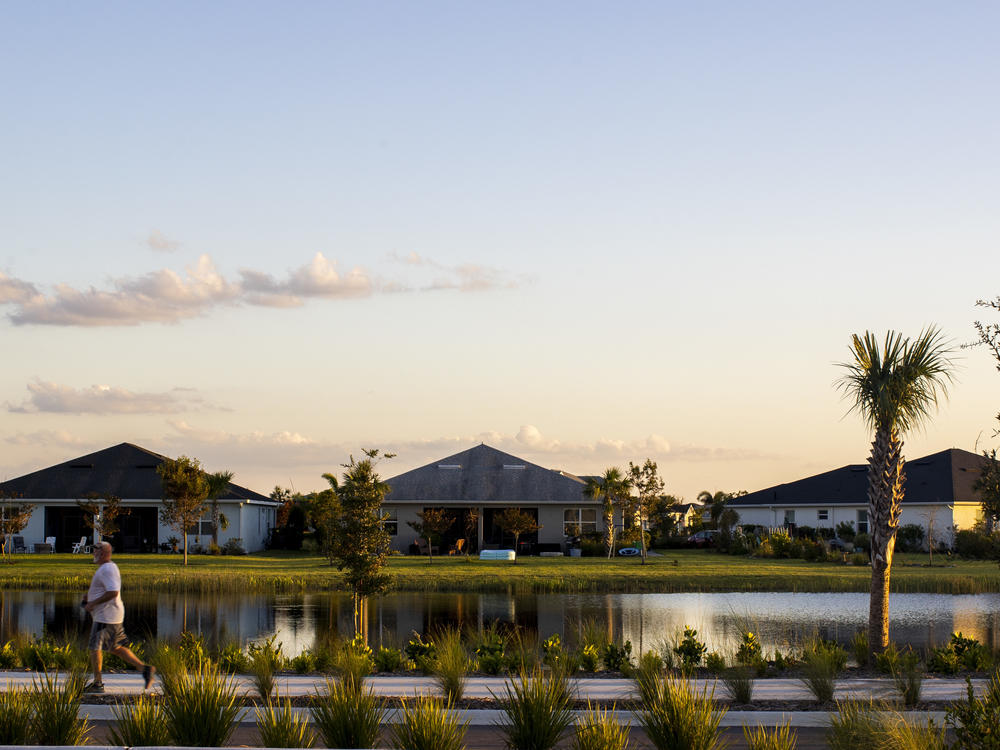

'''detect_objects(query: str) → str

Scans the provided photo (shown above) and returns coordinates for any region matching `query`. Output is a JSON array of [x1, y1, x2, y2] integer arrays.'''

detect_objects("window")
[[817, 509, 829, 521], [857, 509, 869, 535], [186, 517, 214, 536], [784, 510, 795, 526], [564, 508, 597, 536], [383, 509, 398, 536]]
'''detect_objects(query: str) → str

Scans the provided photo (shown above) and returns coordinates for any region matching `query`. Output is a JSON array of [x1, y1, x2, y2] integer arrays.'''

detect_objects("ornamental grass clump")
[[880, 716, 947, 750], [743, 721, 796, 750], [637, 674, 725, 750], [333, 640, 374, 695], [248, 635, 285, 702], [946, 669, 1000, 748], [0, 682, 34, 744], [572, 702, 631, 750], [892, 650, 924, 707], [389, 697, 468, 750], [826, 699, 883, 750], [311, 677, 385, 750], [721, 664, 755, 704], [799, 641, 844, 704], [108, 693, 171, 746], [432, 628, 470, 703], [496, 668, 575, 750], [31, 670, 91, 746], [255, 694, 316, 748], [161, 659, 241, 747]]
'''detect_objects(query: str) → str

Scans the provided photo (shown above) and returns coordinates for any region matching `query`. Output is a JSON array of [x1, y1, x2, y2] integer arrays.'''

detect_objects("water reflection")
[[4, 590, 999, 656]]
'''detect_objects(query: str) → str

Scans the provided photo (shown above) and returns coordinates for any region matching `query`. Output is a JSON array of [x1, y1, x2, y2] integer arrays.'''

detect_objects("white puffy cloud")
[[10, 255, 239, 326], [240, 252, 371, 306], [0, 273, 39, 304], [7, 381, 219, 415], [388, 252, 520, 292]]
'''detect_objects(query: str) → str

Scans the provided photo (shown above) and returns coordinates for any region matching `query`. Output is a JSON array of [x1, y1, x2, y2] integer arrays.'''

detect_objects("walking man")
[[82, 541, 155, 692]]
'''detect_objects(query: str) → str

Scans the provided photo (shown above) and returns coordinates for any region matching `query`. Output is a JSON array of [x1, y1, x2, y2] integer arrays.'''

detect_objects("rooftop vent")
[[503, 464, 525, 470], [438, 464, 462, 470]]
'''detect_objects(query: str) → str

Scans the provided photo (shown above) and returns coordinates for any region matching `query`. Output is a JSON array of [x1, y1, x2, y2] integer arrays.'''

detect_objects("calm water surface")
[[4, 590, 999, 655]]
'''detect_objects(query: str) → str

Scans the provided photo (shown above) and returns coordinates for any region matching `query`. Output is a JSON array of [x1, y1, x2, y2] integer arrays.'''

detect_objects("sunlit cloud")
[[240, 252, 371, 307], [387, 251, 520, 292], [146, 230, 180, 252], [6, 381, 221, 415], [0, 273, 39, 304]]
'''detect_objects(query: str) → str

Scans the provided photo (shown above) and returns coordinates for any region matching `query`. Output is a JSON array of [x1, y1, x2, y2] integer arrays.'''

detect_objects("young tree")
[[463, 507, 480, 556], [76, 493, 130, 543], [972, 296, 1000, 535], [0, 493, 34, 561], [494, 507, 540, 564], [407, 508, 454, 564], [157, 455, 211, 566], [628, 459, 665, 564], [585, 468, 631, 558], [322, 449, 395, 637], [837, 327, 955, 656], [310, 487, 340, 565], [206, 471, 234, 550]]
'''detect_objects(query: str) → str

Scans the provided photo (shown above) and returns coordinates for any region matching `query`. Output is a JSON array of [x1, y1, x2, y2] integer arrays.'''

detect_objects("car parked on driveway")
[[687, 529, 718, 548]]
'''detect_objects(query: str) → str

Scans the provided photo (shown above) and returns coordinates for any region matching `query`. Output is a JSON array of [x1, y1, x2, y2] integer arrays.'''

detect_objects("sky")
[[1, 1, 998, 500]]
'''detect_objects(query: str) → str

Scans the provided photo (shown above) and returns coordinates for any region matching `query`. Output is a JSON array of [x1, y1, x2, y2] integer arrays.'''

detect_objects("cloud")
[[147, 230, 180, 252], [7, 381, 221, 415], [388, 252, 520, 292], [240, 252, 371, 307], [10, 255, 239, 326], [0, 273, 39, 304], [4, 429, 94, 449]]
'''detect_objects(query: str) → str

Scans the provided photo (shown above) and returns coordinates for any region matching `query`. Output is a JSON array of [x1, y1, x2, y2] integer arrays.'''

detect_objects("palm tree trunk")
[[867, 428, 905, 656], [604, 503, 615, 558]]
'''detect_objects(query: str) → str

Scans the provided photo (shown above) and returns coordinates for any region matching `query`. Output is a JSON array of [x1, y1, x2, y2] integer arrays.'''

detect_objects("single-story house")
[[0, 442, 278, 553], [668, 502, 707, 531], [727, 448, 990, 547], [384, 444, 602, 554]]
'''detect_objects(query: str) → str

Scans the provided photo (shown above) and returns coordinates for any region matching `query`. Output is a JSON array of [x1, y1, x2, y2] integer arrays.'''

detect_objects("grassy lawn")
[[0, 549, 996, 594]]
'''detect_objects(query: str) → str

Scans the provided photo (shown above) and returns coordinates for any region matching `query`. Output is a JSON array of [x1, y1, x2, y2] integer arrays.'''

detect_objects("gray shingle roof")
[[729, 448, 990, 507], [0, 442, 271, 503], [385, 444, 592, 505]]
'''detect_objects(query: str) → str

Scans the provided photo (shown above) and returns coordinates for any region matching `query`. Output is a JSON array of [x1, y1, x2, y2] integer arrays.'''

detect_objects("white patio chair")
[[71, 536, 88, 554], [44, 536, 56, 553]]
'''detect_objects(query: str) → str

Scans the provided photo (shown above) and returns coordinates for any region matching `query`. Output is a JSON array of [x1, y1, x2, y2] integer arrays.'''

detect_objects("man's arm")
[[84, 590, 118, 613]]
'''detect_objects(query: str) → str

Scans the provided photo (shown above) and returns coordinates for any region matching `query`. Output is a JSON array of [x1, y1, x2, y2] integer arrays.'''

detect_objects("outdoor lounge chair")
[[12, 536, 26, 554], [71, 536, 91, 554]]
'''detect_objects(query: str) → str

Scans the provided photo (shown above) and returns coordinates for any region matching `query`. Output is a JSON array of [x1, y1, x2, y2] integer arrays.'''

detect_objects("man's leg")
[[109, 645, 156, 690], [87, 649, 104, 691]]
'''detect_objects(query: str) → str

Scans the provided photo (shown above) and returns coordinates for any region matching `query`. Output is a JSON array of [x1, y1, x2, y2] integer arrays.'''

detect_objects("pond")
[[4, 590, 999, 656]]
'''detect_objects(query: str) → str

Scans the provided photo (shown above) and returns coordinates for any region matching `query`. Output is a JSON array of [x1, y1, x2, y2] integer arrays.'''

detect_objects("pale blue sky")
[[1, 2, 997, 497]]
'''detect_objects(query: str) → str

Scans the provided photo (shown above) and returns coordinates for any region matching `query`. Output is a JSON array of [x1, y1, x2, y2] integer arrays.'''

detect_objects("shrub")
[[849, 552, 869, 566], [672, 627, 706, 669], [743, 721, 796, 750], [853, 533, 871, 552], [290, 649, 317, 674], [954, 529, 1000, 559], [0, 642, 16, 669], [881, 716, 947, 750], [0, 682, 34, 744], [720, 666, 754, 704], [333, 644, 374, 694], [836, 521, 856, 542], [109, 693, 171, 746], [221, 537, 247, 555], [216, 640, 248, 673], [255, 695, 316, 748], [927, 644, 961, 675], [31, 670, 91, 746], [637, 675, 725, 750], [951, 632, 992, 671], [602, 641, 634, 672], [406, 632, 438, 673], [755, 539, 775, 558], [496, 669, 575, 750], [875, 643, 902, 674], [248, 635, 285, 702], [162, 660, 241, 747], [474, 626, 507, 675], [572, 702, 631, 750], [311, 678, 384, 750], [771, 649, 796, 671], [799, 645, 841, 703], [704, 651, 726, 674], [374, 645, 405, 673], [579, 644, 600, 672], [850, 631, 868, 668], [946, 671, 1000, 749], [826, 699, 882, 750], [896, 524, 925, 553], [389, 697, 468, 750], [178, 630, 209, 669], [767, 529, 793, 558]]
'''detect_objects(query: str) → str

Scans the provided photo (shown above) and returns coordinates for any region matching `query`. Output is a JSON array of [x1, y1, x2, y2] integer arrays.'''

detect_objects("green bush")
[[496, 669, 575, 750], [743, 721, 796, 750], [311, 678, 384, 750], [405, 632, 438, 673], [374, 645, 405, 672], [896, 524, 925, 553], [162, 660, 241, 747], [177, 630, 209, 669], [109, 693, 171, 746], [432, 628, 469, 703], [221, 537, 247, 555], [826, 699, 882, 750], [875, 643, 902, 674], [215, 640, 248, 673], [799, 645, 842, 703], [248, 635, 285, 702], [389, 697, 468, 750], [704, 651, 726, 674], [672, 627, 706, 669], [853, 533, 871, 552], [947, 670, 1000, 749], [579, 644, 600, 672], [721, 666, 754, 704], [954, 529, 1000, 559], [850, 631, 868, 668], [572, 702, 631, 750], [290, 648, 317, 674], [893, 651, 924, 708], [928, 633, 992, 674], [836, 521, 856, 542], [602, 641, 634, 672]]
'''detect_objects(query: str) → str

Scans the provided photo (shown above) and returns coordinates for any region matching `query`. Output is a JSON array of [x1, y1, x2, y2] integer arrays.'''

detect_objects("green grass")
[[0, 550, 996, 594]]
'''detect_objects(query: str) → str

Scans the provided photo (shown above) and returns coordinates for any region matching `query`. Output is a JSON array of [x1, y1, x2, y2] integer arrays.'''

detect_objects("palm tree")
[[837, 327, 954, 657], [586, 468, 630, 558]]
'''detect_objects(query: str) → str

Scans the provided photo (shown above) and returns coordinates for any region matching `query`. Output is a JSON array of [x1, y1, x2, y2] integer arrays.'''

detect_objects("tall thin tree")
[[585, 468, 631, 558], [837, 327, 954, 657]]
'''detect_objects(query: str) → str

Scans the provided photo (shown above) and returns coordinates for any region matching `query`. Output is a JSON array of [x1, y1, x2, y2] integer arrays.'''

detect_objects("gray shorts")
[[89, 622, 128, 651]]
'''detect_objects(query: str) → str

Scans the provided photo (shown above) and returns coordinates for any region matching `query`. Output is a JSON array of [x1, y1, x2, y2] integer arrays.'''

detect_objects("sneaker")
[[143, 664, 156, 690], [83, 681, 105, 694]]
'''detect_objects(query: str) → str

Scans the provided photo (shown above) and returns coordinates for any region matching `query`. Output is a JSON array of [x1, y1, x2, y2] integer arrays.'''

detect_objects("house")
[[0, 443, 278, 553], [668, 502, 706, 531], [384, 444, 601, 554], [727, 448, 990, 547]]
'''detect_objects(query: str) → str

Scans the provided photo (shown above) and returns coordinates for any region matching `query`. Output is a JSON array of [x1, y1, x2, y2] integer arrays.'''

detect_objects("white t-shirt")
[[87, 561, 125, 624]]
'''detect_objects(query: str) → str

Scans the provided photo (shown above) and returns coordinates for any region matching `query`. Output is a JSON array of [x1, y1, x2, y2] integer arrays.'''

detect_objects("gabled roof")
[[729, 448, 991, 508], [385, 444, 591, 505], [0, 442, 271, 503]]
